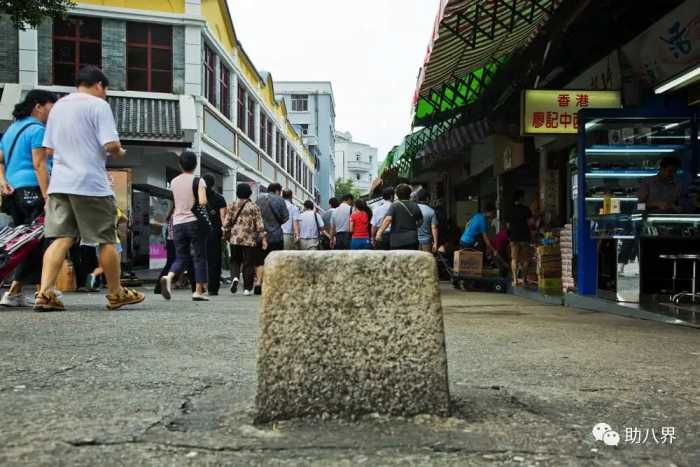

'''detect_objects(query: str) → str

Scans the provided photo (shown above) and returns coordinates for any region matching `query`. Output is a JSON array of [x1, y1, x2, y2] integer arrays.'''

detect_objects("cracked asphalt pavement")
[[0, 285, 698, 466]]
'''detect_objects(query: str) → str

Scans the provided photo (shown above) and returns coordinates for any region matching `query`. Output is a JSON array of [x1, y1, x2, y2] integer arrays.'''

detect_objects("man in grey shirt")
[[416, 190, 439, 253], [255, 183, 289, 294], [330, 193, 353, 250], [638, 156, 684, 213]]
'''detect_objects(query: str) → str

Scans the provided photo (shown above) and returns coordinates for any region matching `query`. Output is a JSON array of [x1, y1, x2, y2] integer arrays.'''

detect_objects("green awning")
[[413, 0, 561, 125]]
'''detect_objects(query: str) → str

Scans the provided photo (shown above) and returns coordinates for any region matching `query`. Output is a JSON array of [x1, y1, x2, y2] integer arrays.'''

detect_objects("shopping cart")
[[0, 220, 45, 283]]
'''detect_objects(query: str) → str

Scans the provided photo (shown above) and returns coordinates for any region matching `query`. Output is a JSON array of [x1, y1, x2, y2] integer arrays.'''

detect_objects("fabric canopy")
[[414, 0, 562, 124]]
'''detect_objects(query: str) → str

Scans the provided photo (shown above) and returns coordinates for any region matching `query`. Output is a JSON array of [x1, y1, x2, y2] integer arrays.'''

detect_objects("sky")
[[227, 0, 441, 161]]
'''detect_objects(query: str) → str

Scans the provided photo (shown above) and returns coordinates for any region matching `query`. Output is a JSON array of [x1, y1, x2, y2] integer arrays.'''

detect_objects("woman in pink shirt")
[[159, 151, 209, 301]]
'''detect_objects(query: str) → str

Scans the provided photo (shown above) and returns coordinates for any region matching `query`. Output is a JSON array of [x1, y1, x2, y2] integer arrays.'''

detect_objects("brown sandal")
[[106, 287, 145, 310], [33, 291, 65, 312]]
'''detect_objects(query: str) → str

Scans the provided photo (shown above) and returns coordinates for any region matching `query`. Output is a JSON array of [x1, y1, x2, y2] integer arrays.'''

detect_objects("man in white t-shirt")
[[281, 189, 300, 250], [297, 200, 325, 250], [371, 186, 394, 250], [34, 66, 145, 312]]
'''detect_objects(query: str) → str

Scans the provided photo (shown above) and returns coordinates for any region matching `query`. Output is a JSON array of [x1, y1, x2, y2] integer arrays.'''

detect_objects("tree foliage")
[[334, 178, 361, 200], [1, 0, 75, 29]]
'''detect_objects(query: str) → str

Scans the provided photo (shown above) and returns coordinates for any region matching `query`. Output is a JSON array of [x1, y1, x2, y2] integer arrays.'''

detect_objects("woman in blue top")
[[0, 90, 57, 307]]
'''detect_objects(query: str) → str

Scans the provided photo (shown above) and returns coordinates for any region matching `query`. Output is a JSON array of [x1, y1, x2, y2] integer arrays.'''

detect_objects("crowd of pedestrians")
[[0, 65, 442, 310]]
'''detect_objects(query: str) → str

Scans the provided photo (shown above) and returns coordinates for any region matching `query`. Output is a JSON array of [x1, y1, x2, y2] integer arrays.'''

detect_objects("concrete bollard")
[[255, 250, 450, 423]]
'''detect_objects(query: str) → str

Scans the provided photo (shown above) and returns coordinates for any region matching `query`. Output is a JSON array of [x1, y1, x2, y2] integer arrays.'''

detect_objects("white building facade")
[[334, 131, 378, 194], [275, 82, 336, 208]]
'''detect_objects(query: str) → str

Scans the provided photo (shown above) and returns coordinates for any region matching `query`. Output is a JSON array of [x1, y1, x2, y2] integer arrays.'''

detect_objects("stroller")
[[0, 220, 45, 284]]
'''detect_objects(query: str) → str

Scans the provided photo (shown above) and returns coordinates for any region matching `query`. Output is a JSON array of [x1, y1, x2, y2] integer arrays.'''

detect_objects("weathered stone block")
[[256, 251, 450, 422]]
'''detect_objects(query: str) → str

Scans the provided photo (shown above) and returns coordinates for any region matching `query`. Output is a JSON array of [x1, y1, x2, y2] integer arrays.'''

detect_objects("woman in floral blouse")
[[224, 183, 267, 296]]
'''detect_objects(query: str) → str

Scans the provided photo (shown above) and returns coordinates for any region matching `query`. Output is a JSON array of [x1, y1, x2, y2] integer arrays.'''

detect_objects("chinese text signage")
[[521, 90, 621, 135]]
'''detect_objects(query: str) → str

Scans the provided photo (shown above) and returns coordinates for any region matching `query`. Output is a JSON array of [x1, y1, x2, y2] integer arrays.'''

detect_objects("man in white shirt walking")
[[371, 186, 394, 250], [297, 200, 325, 250], [281, 189, 300, 250], [34, 66, 145, 312]]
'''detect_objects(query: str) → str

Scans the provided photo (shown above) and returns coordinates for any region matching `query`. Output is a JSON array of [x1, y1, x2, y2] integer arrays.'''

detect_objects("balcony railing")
[[347, 159, 371, 171]]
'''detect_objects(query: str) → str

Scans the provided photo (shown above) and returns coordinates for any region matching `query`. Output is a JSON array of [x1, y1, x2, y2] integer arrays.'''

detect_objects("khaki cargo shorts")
[[510, 241, 531, 264], [45, 194, 118, 245]]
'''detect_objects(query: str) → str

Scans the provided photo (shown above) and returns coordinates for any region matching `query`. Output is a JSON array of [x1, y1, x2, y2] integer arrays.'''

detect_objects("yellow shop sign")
[[521, 89, 621, 135]]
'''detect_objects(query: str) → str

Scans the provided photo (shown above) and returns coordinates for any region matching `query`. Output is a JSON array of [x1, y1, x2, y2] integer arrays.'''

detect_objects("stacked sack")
[[537, 239, 562, 296], [560, 224, 575, 292]]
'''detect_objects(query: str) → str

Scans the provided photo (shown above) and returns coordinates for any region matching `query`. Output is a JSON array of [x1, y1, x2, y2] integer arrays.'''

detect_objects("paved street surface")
[[1, 285, 698, 466]]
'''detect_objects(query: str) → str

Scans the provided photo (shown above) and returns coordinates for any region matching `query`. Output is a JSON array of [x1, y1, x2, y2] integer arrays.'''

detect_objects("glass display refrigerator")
[[575, 106, 699, 304]]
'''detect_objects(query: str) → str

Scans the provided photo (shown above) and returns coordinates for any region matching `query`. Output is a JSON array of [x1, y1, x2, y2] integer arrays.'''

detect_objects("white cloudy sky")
[[228, 0, 440, 161]]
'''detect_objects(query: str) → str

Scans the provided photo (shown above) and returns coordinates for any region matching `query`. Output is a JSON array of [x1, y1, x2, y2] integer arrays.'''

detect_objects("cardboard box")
[[537, 245, 561, 257], [538, 278, 562, 295], [454, 249, 483, 276], [538, 261, 562, 277]]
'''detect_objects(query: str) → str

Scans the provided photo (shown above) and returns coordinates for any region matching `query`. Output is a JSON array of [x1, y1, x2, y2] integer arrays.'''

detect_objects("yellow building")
[[0, 0, 316, 268]]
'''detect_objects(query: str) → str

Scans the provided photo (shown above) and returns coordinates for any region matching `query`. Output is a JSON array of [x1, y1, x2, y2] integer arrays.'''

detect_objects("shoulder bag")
[[1, 122, 42, 216], [223, 199, 249, 242], [191, 177, 212, 235]]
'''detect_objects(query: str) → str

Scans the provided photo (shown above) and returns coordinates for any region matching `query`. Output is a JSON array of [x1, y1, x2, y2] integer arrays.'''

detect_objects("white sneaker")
[[1, 292, 29, 308], [159, 276, 172, 300], [192, 292, 210, 301], [243, 290, 253, 296]]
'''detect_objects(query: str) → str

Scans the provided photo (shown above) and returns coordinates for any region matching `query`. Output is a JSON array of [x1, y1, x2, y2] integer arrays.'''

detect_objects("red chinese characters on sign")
[[546, 111, 558, 128], [532, 112, 545, 128], [558, 94, 570, 107], [560, 112, 573, 128], [576, 94, 590, 107]]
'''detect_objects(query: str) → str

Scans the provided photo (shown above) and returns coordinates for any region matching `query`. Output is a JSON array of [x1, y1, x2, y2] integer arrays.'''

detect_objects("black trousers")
[[154, 239, 176, 294], [207, 231, 223, 294], [230, 244, 257, 291], [334, 232, 351, 250], [8, 188, 44, 285]]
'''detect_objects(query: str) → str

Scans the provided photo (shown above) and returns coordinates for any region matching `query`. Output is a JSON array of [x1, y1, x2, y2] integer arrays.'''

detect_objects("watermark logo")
[[592, 423, 676, 446], [592, 423, 619, 446]]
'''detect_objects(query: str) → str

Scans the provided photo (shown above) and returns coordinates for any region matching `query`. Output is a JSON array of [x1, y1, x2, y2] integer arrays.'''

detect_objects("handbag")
[[313, 210, 329, 250], [389, 201, 419, 248], [191, 177, 212, 235], [1, 122, 42, 216]]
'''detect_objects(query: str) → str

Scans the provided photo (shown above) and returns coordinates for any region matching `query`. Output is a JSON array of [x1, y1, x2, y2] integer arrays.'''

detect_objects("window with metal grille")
[[266, 119, 273, 156], [237, 84, 246, 132], [53, 16, 101, 86], [247, 97, 255, 141], [276, 132, 283, 165], [219, 66, 230, 118], [203, 45, 216, 103], [126, 22, 172, 93], [259, 112, 267, 152]]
